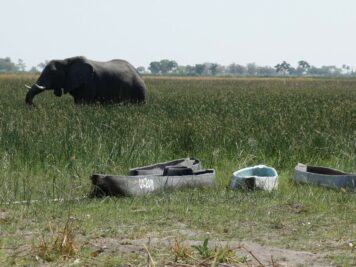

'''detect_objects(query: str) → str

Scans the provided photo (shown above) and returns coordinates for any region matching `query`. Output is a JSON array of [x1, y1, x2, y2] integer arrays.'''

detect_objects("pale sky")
[[1, 0, 355, 69]]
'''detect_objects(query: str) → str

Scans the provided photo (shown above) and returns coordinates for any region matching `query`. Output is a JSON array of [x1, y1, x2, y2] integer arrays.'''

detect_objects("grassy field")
[[0, 75, 355, 266]]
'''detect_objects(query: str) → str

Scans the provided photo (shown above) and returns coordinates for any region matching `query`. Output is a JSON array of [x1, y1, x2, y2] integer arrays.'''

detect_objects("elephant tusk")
[[25, 84, 32, 89], [34, 84, 46, 90]]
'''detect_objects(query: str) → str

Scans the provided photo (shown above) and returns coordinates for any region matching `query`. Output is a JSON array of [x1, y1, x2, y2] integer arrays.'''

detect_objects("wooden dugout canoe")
[[90, 169, 215, 197], [89, 158, 215, 197], [294, 163, 356, 191]]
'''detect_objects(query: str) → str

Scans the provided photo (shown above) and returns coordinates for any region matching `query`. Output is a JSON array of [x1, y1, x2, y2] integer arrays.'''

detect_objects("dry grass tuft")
[[172, 238, 195, 263], [36, 218, 78, 262]]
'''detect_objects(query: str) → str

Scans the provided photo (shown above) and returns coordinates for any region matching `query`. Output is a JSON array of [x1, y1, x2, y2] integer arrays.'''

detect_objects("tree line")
[[0, 57, 47, 73], [143, 59, 355, 77], [0, 57, 354, 77]]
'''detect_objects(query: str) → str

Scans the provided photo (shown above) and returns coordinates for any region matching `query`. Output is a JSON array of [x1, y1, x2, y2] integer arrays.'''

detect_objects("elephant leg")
[[70, 85, 95, 104]]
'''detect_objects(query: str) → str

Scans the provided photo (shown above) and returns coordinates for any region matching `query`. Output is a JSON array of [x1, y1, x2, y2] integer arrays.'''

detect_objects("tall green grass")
[[0, 76, 354, 201]]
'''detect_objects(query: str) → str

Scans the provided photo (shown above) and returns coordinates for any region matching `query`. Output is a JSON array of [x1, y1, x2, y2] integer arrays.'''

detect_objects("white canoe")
[[230, 165, 278, 191]]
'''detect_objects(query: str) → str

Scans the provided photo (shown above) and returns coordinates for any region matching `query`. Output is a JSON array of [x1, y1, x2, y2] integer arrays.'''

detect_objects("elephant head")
[[25, 57, 93, 105]]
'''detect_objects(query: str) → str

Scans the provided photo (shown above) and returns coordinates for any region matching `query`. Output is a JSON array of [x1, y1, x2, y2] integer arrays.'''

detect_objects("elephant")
[[25, 56, 146, 105]]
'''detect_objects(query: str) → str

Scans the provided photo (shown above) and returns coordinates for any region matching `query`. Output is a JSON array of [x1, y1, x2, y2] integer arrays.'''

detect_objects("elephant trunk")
[[25, 84, 46, 105]]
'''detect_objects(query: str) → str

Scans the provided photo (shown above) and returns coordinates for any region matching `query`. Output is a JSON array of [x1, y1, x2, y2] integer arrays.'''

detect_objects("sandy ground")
[[85, 223, 334, 267], [88, 237, 331, 266]]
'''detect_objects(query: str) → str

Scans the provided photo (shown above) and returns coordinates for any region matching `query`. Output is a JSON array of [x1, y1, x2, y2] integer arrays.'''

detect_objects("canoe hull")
[[90, 169, 216, 197], [294, 163, 356, 190], [230, 165, 278, 191]]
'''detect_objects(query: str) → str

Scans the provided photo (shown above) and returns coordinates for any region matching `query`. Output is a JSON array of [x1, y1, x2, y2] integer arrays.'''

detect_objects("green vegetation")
[[0, 75, 355, 266], [143, 59, 356, 76]]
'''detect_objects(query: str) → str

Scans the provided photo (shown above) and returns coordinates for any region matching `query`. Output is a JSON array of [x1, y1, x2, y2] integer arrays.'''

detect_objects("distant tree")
[[0, 57, 18, 72], [342, 64, 351, 75], [298, 60, 310, 70], [246, 63, 257, 76], [216, 65, 226, 76], [209, 63, 219, 75], [321, 65, 341, 76], [148, 61, 161, 74], [288, 67, 299, 76], [148, 60, 178, 75], [227, 63, 246, 75], [256, 66, 275, 76], [275, 61, 291, 75], [307, 66, 323, 76], [194, 64, 205, 75], [351, 69, 356, 77], [159, 59, 178, 74], [297, 60, 310, 75], [136, 66, 146, 74], [227, 64, 236, 75], [16, 59, 26, 72], [185, 65, 197, 76], [174, 65, 185, 75]]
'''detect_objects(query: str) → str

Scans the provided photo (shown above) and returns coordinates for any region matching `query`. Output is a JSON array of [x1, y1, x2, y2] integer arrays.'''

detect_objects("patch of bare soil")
[[86, 223, 332, 266], [88, 237, 331, 266]]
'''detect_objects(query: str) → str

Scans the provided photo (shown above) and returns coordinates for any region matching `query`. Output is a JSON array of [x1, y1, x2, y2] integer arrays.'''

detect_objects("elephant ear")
[[64, 62, 93, 93]]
